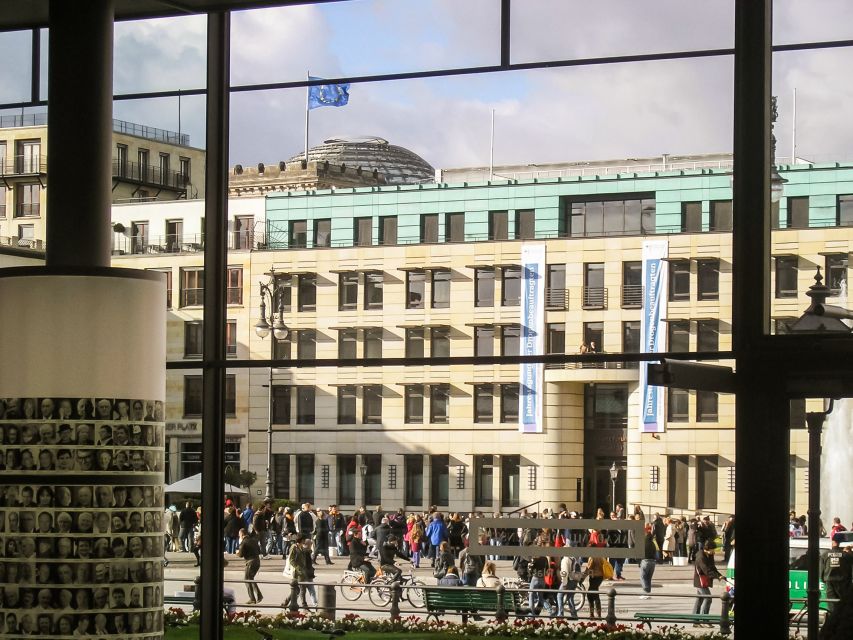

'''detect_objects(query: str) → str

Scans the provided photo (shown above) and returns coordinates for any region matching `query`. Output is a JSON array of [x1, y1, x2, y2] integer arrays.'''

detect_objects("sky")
[[0, 0, 852, 170]]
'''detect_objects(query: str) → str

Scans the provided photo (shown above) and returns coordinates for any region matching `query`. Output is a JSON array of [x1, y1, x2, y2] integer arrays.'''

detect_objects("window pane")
[[297, 329, 316, 359], [338, 329, 357, 359], [339, 272, 358, 310], [668, 455, 689, 509], [379, 216, 397, 245], [697, 320, 719, 352], [298, 273, 316, 311], [697, 390, 719, 422], [430, 385, 449, 423], [547, 322, 565, 354], [338, 455, 356, 505], [407, 271, 425, 309], [362, 385, 382, 424], [271, 385, 291, 425], [431, 327, 450, 357], [515, 209, 535, 239], [297, 387, 315, 424], [296, 454, 314, 504], [788, 196, 809, 228], [500, 384, 519, 422], [405, 385, 424, 423], [709, 200, 732, 231], [682, 201, 702, 232], [697, 260, 719, 300], [697, 456, 719, 510], [430, 455, 449, 507], [826, 254, 848, 294], [668, 321, 690, 353], [364, 454, 381, 505], [355, 217, 372, 246], [489, 211, 508, 240], [421, 213, 438, 243], [475, 455, 494, 506], [667, 388, 689, 422], [314, 218, 332, 247], [431, 270, 451, 308], [474, 384, 493, 423], [406, 328, 425, 358], [446, 212, 465, 242], [475, 269, 495, 307], [475, 326, 494, 356], [501, 456, 520, 508], [669, 260, 691, 301], [501, 267, 521, 306], [364, 271, 384, 309], [775, 257, 798, 298], [184, 321, 203, 358], [501, 325, 520, 355], [337, 386, 356, 424], [364, 328, 383, 358], [404, 455, 424, 506]]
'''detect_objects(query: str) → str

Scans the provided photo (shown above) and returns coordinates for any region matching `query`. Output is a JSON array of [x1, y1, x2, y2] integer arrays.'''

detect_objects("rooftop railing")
[[112, 159, 190, 191]]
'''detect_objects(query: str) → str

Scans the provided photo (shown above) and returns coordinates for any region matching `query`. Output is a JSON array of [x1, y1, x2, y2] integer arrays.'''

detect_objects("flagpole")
[[791, 87, 797, 163], [489, 108, 495, 181], [304, 70, 310, 165]]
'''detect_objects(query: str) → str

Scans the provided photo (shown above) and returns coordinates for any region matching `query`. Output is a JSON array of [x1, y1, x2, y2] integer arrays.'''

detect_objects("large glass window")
[[697, 390, 719, 422], [515, 209, 535, 239], [355, 217, 372, 246], [474, 384, 493, 423], [826, 254, 848, 295], [362, 385, 383, 424], [364, 328, 383, 358], [289, 219, 308, 248], [838, 195, 853, 227], [681, 201, 702, 232], [697, 320, 719, 352], [622, 321, 641, 363], [546, 264, 567, 309], [363, 454, 381, 505], [564, 194, 655, 237], [622, 261, 642, 308], [296, 386, 315, 424], [272, 385, 291, 425], [406, 328, 425, 358], [404, 455, 424, 506], [14, 183, 40, 217], [489, 211, 508, 240], [547, 322, 565, 354], [407, 271, 425, 309], [583, 262, 606, 308], [709, 200, 732, 231], [697, 456, 719, 510], [314, 218, 332, 247], [501, 266, 521, 306], [421, 213, 439, 243], [338, 329, 357, 359], [787, 196, 810, 229], [431, 327, 450, 358], [364, 271, 383, 309], [431, 270, 451, 308], [475, 455, 494, 507], [501, 325, 520, 355], [667, 388, 689, 422], [296, 454, 314, 504], [430, 385, 450, 424], [297, 273, 316, 311], [583, 384, 628, 429], [583, 321, 604, 352], [379, 216, 397, 245], [668, 455, 689, 510], [273, 454, 290, 499], [180, 267, 204, 307], [337, 386, 356, 424], [500, 384, 519, 422], [430, 455, 449, 507], [475, 268, 495, 307], [775, 256, 798, 298], [184, 374, 235, 417], [296, 329, 316, 360], [475, 326, 494, 356], [501, 456, 520, 508], [697, 259, 719, 301], [669, 259, 690, 301], [227, 267, 243, 305], [338, 455, 356, 505], [339, 272, 358, 310], [446, 212, 465, 242], [184, 321, 203, 358], [405, 385, 424, 424], [668, 320, 690, 352]]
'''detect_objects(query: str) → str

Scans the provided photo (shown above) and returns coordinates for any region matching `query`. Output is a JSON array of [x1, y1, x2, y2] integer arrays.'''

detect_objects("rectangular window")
[[501, 456, 521, 508], [296, 454, 314, 504], [338, 329, 357, 359], [475, 455, 494, 507], [622, 321, 641, 360], [421, 213, 439, 243], [668, 320, 690, 353], [787, 196, 809, 229], [446, 212, 465, 242], [337, 386, 357, 424], [159, 152, 170, 184], [179, 157, 191, 184], [163, 219, 183, 252], [669, 259, 690, 301], [667, 388, 689, 422], [431, 270, 451, 308], [363, 454, 381, 505], [622, 261, 642, 308], [583, 383, 629, 429], [296, 330, 316, 360], [501, 325, 520, 356], [583, 321, 604, 352], [180, 442, 203, 479], [364, 328, 383, 358], [364, 271, 384, 309], [406, 328, 425, 358], [546, 322, 565, 354], [362, 385, 383, 424], [314, 218, 332, 247], [184, 321, 203, 358], [564, 194, 655, 237], [475, 326, 494, 357], [697, 320, 719, 352], [405, 385, 425, 424], [430, 384, 450, 423], [775, 256, 798, 298], [430, 326, 450, 358], [826, 254, 848, 295], [14, 183, 40, 217], [697, 456, 719, 510], [668, 455, 689, 510], [838, 195, 853, 227], [355, 217, 372, 246], [430, 455, 449, 507], [130, 220, 149, 254], [273, 335, 291, 360], [697, 259, 719, 301], [475, 268, 495, 307], [16, 139, 41, 173], [489, 211, 508, 240], [297, 273, 316, 311], [227, 267, 243, 305], [515, 209, 535, 239], [184, 374, 235, 417], [404, 455, 424, 506], [148, 268, 172, 308], [289, 219, 308, 248], [474, 384, 493, 423], [681, 201, 702, 232], [697, 390, 719, 422], [501, 266, 521, 306], [296, 386, 315, 424], [546, 264, 567, 309], [583, 262, 606, 309], [379, 216, 397, 245], [272, 385, 291, 425], [500, 384, 520, 422], [709, 200, 732, 231], [337, 455, 356, 505], [226, 320, 238, 357], [16, 224, 34, 246], [406, 271, 426, 309], [180, 267, 204, 307], [232, 215, 253, 250], [339, 272, 359, 310], [273, 454, 290, 500]]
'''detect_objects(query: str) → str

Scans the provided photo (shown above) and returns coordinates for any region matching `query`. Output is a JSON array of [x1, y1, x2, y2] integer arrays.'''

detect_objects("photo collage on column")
[[0, 398, 165, 639]]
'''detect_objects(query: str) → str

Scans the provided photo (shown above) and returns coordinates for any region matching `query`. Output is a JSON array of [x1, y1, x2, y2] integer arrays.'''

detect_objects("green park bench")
[[423, 587, 516, 624]]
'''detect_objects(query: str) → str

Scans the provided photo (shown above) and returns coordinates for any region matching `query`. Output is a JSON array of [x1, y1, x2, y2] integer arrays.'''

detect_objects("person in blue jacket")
[[424, 512, 448, 568]]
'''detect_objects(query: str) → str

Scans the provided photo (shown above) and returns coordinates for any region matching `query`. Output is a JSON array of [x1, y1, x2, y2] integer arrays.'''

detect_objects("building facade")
[[105, 153, 853, 517]]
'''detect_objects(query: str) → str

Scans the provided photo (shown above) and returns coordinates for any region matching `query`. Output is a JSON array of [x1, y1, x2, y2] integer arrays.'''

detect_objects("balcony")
[[14, 203, 40, 217], [0, 155, 48, 176], [112, 159, 191, 193], [113, 233, 205, 255], [582, 287, 608, 309], [227, 287, 243, 305], [621, 284, 643, 308], [231, 230, 255, 250], [545, 288, 568, 310], [181, 288, 204, 307]]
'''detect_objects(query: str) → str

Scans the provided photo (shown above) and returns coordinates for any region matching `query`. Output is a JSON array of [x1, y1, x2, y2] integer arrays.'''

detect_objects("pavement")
[[163, 550, 736, 632]]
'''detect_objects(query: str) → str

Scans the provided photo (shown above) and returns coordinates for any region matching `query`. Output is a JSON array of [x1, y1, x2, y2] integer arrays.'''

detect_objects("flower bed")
[[165, 607, 729, 639]]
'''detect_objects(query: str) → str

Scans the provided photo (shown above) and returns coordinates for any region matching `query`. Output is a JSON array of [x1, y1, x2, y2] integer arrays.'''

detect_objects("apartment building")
[[106, 150, 852, 517]]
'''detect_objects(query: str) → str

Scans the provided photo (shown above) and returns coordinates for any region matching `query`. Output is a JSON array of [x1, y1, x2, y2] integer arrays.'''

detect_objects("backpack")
[[463, 552, 478, 575], [601, 559, 614, 580]]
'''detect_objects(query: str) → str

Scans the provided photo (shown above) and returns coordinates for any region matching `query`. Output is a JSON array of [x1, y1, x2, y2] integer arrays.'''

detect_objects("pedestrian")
[[270, 507, 284, 555], [722, 516, 735, 562], [437, 565, 462, 586], [223, 507, 242, 554], [639, 524, 657, 599], [527, 540, 550, 617], [477, 561, 502, 588], [693, 541, 722, 616], [687, 518, 699, 563], [178, 502, 197, 553], [281, 507, 296, 560], [252, 501, 271, 557], [286, 534, 316, 609], [584, 546, 604, 620], [409, 515, 424, 568], [652, 513, 666, 562], [821, 537, 853, 612], [433, 540, 455, 580], [608, 511, 627, 580], [458, 534, 486, 587], [191, 530, 201, 567], [447, 513, 468, 558], [662, 517, 676, 564], [425, 513, 448, 567], [237, 528, 263, 605], [312, 509, 333, 565], [556, 555, 580, 619]]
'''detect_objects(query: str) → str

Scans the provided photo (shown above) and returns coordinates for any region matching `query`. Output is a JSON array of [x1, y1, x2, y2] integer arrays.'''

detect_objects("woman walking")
[[312, 509, 333, 565], [693, 541, 722, 616], [237, 528, 263, 604], [585, 548, 604, 620]]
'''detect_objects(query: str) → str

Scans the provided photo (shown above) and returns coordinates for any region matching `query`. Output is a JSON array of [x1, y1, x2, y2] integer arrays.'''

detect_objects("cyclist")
[[347, 527, 376, 583], [378, 534, 410, 581]]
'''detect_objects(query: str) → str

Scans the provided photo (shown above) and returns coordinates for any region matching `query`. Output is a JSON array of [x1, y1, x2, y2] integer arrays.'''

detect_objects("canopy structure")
[[164, 473, 247, 495]]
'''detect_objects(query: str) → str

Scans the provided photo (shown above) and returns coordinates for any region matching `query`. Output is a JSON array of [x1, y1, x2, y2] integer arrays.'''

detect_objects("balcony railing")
[[545, 360, 637, 370], [181, 288, 204, 307], [14, 203, 41, 217], [621, 284, 643, 308], [584, 416, 629, 429], [0, 155, 48, 176], [582, 286, 608, 309], [113, 233, 205, 255], [112, 159, 190, 191], [231, 230, 255, 250], [0, 235, 44, 251], [227, 287, 243, 305], [545, 288, 568, 310]]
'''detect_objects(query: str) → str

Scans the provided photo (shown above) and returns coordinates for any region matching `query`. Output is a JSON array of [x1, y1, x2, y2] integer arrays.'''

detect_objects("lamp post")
[[255, 268, 289, 502], [609, 462, 619, 514]]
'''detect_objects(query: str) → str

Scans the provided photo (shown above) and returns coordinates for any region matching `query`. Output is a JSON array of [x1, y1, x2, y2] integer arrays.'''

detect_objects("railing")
[[545, 288, 568, 310], [112, 159, 190, 191], [181, 288, 204, 307], [113, 234, 205, 255], [621, 284, 643, 308], [0, 113, 48, 128], [584, 417, 629, 429], [582, 286, 608, 309], [14, 203, 40, 217], [0, 235, 44, 251], [112, 118, 190, 146], [231, 230, 255, 250], [0, 155, 48, 175], [545, 359, 638, 371], [226, 287, 243, 305]]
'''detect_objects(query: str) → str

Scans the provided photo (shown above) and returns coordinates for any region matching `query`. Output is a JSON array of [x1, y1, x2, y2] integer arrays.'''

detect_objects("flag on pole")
[[308, 76, 350, 110]]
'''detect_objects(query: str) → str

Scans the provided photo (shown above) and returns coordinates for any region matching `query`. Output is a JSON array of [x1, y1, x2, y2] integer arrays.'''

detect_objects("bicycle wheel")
[[339, 574, 364, 601], [406, 579, 426, 608], [369, 578, 393, 607], [570, 581, 587, 612]]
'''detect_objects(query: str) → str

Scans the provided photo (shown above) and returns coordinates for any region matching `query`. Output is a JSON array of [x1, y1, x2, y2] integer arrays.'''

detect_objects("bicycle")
[[339, 568, 383, 602], [368, 567, 426, 608], [501, 575, 587, 616]]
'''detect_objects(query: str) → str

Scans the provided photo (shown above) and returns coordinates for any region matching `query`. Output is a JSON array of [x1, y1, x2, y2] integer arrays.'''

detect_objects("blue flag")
[[308, 76, 350, 110]]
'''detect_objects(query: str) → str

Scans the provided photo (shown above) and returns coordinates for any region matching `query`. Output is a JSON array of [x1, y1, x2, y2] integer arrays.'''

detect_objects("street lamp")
[[609, 462, 619, 514], [255, 268, 289, 502]]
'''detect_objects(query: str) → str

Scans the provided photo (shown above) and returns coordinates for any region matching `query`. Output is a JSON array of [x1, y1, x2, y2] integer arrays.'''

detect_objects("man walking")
[[178, 502, 197, 553], [238, 528, 263, 604]]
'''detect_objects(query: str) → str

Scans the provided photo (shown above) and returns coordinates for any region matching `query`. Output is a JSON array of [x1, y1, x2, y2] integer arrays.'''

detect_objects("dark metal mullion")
[[200, 10, 230, 640], [30, 27, 40, 103], [500, 0, 511, 67]]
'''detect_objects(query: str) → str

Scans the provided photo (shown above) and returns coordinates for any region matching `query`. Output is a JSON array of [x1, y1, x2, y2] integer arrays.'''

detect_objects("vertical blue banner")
[[639, 240, 669, 433], [519, 245, 546, 433]]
